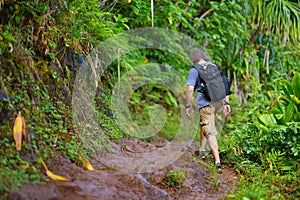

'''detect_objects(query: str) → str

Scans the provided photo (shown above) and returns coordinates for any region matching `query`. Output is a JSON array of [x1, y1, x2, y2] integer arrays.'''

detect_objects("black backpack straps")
[[193, 63, 206, 84]]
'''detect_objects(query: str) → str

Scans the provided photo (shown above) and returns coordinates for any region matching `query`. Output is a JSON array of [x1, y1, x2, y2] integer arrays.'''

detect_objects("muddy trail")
[[8, 139, 239, 200]]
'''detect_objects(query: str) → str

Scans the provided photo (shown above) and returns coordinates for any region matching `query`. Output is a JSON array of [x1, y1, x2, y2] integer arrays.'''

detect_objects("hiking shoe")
[[195, 150, 210, 158], [216, 163, 222, 171]]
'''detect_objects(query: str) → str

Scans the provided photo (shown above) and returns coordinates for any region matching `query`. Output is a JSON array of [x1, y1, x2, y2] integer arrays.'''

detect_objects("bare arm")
[[185, 85, 194, 117], [224, 95, 229, 104]]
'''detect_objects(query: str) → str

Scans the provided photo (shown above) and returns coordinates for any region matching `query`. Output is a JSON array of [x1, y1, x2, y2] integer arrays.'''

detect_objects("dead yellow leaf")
[[40, 157, 72, 182], [143, 58, 149, 64], [13, 112, 24, 151], [45, 170, 72, 182], [13, 111, 31, 151], [20, 163, 29, 170], [20, 114, 26, 137], [78, 153, 98, 172], [129, 125, 135, 131]]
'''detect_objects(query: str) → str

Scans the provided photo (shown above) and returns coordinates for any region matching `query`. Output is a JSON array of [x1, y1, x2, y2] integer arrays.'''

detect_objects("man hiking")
[[185, 49, 231, 171]]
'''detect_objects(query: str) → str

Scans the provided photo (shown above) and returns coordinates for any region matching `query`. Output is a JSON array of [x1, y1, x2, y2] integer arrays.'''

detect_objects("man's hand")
[[224, 96, 231, 116], [186, 107, 191, 118], [224, 104, 231, 116]]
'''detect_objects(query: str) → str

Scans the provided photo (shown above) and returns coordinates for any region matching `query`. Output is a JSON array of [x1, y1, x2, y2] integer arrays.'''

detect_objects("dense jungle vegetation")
[[0, 0, 299, 199]]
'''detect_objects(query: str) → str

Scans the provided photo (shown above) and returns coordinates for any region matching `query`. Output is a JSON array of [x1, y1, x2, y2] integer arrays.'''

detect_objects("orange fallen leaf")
[[39, 157, 72, 182], [13, 112, 24, 151]]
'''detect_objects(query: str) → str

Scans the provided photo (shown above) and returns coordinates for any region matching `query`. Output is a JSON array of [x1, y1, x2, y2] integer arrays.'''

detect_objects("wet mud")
[[8, 139, 238, 200]]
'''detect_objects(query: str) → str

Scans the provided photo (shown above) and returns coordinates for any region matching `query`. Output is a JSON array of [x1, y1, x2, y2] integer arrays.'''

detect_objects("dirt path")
[[8, 139, 238, 200]]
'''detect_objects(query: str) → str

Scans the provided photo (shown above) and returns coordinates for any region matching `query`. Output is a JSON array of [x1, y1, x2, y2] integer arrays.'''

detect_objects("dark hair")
[[189, 49, 210, 65]]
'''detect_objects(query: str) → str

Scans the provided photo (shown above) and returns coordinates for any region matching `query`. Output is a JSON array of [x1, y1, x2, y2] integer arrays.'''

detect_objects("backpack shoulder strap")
[[193, 64, 206, 84]]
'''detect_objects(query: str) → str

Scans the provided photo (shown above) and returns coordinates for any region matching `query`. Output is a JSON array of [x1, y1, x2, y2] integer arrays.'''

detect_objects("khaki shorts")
[[199, 103, 223, 138]]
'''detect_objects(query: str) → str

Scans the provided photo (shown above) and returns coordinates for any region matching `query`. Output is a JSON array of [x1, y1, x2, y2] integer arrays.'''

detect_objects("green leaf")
[[280, 80, 293, 98], [165, 91, 177, 106], [292, 73, 300, 99], [283, 100, 295, 123], [274, 114, 284, 122], [290, 95, 300, 105], [278, 165, 293, 171], [258, 114, 277, 128], [295, 106, 300, 122], [15, 15, 22, 24], [272, 107, 282, 115]]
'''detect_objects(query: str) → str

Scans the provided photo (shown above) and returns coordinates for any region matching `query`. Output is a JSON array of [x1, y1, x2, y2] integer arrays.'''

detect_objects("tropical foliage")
[[0, 0, 299, 199]]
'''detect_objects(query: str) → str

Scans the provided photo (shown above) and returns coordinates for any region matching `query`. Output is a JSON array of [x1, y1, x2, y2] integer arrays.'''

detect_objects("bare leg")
[[199, 131, 207, 151], [207, 135, 220, 164]]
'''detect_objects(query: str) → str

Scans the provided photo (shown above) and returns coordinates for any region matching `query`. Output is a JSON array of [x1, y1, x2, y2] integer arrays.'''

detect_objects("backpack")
[[193, 63, 232, 102]]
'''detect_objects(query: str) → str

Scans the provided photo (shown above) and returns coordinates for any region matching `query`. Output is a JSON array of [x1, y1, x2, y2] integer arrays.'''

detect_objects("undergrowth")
[[163, 169, 187, 189], [0, 0, 300, 199], [225, 158, 299, 199], [220, 74, 300, 199]]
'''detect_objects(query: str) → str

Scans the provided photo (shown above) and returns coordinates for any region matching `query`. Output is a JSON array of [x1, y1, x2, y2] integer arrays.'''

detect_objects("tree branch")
[[249, 23, 262, 46], [198, 8, 212, 22]]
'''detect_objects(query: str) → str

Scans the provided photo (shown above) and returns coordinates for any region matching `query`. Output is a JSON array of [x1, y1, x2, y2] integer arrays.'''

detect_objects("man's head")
[[189, 49, 210, 65]]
